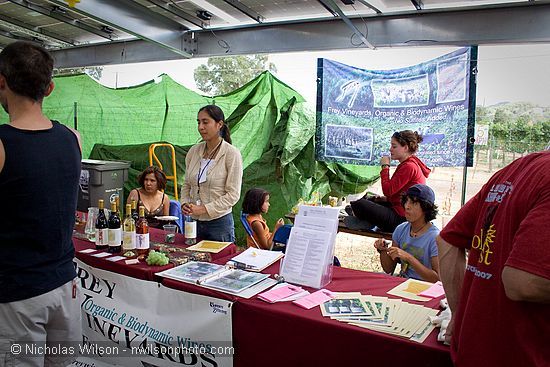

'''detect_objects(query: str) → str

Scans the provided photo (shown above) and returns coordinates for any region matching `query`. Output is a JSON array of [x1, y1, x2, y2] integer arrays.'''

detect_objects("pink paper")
[[292, 289, 335, 309], [418, 281, 446, 298], [258, 285, 303, 303]]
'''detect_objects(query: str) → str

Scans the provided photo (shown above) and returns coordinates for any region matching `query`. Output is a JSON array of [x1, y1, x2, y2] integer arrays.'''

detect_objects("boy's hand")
[[374, 239, 389, 252]]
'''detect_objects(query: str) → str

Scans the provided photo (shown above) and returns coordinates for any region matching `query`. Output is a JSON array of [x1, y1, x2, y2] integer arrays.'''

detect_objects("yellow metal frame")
[[148, 143, 178, 201]]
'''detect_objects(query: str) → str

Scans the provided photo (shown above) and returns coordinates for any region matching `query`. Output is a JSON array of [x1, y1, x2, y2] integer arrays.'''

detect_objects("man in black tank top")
[[0, 42, 82, 366]]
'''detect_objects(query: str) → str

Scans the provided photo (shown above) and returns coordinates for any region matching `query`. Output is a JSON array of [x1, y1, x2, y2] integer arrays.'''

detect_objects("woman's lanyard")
[[197, 139, 223, 196]]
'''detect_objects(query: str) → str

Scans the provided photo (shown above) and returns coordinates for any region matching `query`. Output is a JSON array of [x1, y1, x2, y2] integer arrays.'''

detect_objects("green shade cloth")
[[0, 71, 379, 245]]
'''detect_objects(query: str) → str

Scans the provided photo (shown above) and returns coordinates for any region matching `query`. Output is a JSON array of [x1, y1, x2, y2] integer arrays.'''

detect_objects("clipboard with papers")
[[225, 247, 284, 272], [156, 261, 275, 297]]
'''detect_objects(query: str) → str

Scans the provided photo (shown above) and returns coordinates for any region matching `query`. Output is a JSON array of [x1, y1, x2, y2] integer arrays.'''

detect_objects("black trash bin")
[[78, 159, 131, 212]]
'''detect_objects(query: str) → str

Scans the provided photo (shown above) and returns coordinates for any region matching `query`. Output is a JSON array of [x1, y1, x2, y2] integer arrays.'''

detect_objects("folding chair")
[[272, 224, 292, 253], [239, 211, 263, 249], [169, 200, 184, 233]]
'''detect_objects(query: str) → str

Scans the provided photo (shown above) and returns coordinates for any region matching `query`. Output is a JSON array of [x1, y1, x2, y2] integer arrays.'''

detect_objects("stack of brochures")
[[226, 247, 284, 272], [156, 262, 276, 298], [186, 240, 232, 253], [280, 205, 340, 288], [320, 292, 439, 343], [257, 283, 310, 303], [386, 278, 445, 301]]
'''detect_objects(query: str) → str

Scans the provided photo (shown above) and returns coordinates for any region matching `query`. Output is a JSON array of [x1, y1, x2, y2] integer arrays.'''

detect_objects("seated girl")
[[373, 184, 440, 283], [242, 188, 284, 250], [127, 166, 170, 229]]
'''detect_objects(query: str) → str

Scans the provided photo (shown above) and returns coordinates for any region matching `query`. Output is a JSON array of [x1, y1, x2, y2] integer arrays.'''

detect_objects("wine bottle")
[[122, 203, 136, 252], [131, 200, 139, 222], [95, 199, 109, 250], [184, 214, 197, 245], [108, 201, 122, 253], [135, 205, 150, 257]]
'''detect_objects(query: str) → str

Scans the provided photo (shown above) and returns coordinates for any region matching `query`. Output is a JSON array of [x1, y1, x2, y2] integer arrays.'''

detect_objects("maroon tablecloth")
[[161, 252, 451, 367], [231, 264, 451, 367], [73, 227, 237, 281], [76, 235, 451, 367]]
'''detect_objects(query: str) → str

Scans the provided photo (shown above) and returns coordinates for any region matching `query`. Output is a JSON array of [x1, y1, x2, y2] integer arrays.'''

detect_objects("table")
[[73, 227, 237, 281], [160, 255, 452, 367], [75, 233, 451, 367], [232, 263, 450, 367]]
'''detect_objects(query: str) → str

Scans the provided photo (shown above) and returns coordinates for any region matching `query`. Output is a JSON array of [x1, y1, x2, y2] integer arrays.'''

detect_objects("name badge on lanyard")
[[198, 158, 212, 184]]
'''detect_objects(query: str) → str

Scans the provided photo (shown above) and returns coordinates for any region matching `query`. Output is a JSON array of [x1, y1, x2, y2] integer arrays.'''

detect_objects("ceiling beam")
[[317, 0, 339, 17], [319, 0, 374, 48], [51, 36, 197, 68], [192, 3, 550, 56], [7, 0, 113, 40], [411, 0, 423, 11], [187, 0, 241, 24], [0, 14, 75, 46], [50, 3, 550, 67], [0, 29, 44, 44], [48, 0, 192, 57], [144, 0, 205, 29], [355, 0, 382, 14], [223, 0, 264, 23]]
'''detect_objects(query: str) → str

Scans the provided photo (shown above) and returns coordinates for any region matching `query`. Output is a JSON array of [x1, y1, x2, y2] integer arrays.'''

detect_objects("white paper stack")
[[280, 205, 339, 288]]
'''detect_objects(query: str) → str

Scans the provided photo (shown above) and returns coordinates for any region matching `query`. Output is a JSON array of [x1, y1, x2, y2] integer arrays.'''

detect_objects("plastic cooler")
[[78, 159, 131, 212]]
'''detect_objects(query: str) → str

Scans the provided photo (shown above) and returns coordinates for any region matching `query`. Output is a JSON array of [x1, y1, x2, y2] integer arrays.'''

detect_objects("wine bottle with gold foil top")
[[95, 199, 109, 250], [108, 201, 122, 253], [135, 205, 150, 257], [122, 203, 136, 252], [131, 200, 139, 223]]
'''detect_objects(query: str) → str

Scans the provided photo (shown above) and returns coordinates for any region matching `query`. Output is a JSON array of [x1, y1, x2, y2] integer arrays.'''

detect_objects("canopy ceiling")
[[0, 0, 549, 67]]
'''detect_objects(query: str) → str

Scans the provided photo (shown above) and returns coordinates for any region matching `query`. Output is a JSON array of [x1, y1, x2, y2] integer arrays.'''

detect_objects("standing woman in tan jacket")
[[180, 105, 243, 242]]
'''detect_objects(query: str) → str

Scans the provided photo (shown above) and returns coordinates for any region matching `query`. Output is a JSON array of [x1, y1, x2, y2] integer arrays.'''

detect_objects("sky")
[[97, 43, 550, 108]]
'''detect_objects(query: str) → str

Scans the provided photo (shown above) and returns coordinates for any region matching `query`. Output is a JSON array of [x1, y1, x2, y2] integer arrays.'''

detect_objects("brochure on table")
[[187, 240, 232, 253], [156, 261, 274, 298], [258, 282, 310, 303], [280, 205, 339, 288]]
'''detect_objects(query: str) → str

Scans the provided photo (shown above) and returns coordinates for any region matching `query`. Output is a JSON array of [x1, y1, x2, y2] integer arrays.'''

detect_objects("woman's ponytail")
[[221, 124, 232, 145]]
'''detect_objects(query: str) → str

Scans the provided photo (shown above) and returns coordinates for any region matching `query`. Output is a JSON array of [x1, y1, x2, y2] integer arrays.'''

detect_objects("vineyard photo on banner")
[[315, 47, 477, 167]]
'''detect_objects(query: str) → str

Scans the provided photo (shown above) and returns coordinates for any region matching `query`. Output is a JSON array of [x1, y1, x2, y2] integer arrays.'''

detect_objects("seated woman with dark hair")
[[242, 188, 284, 250], [127, 166, 170, 229], [347, 130, 431, 232], [373, 184, 440, 283]]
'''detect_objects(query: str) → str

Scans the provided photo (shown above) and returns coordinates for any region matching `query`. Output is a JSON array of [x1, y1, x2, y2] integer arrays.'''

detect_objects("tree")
[[54, 66, 103, 80], [475, 105, 491, 125], [194, 54, 277, 96]]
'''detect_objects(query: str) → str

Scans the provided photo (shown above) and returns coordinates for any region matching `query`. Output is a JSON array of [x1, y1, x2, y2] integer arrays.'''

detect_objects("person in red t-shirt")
[[437, 152, 550, 367], [347, 130, 431, 232]]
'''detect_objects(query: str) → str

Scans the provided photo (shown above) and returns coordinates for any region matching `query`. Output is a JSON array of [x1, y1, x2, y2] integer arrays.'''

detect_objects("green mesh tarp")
[[0, 71, 379, 245]]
